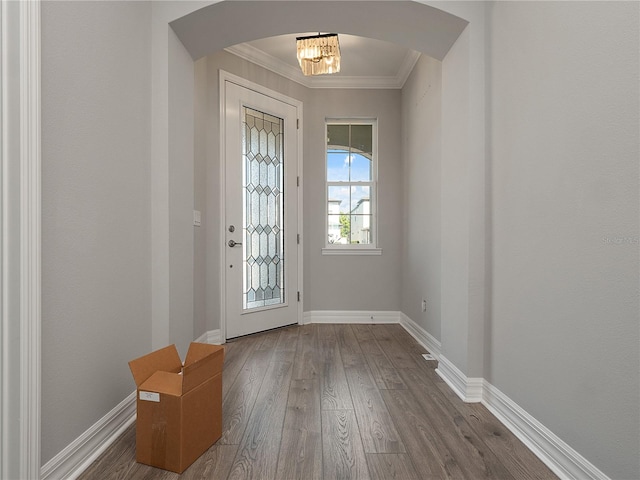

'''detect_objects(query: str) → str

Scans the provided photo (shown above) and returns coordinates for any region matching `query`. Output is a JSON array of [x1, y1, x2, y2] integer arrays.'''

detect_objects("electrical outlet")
[[421, 299, 427, 312]]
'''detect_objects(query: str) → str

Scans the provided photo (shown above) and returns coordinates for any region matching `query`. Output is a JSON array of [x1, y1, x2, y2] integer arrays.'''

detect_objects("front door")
[[224, 80, 299, 339]]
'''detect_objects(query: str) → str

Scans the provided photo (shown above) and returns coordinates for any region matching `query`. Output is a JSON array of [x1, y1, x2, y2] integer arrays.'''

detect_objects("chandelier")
[[296, 33, 341, 76]]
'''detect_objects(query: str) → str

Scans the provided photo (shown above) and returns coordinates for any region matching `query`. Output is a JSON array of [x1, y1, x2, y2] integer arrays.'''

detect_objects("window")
[[324, 119, 380, 255]]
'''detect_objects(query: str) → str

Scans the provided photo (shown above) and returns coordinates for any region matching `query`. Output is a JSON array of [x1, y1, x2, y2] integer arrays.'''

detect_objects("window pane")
[[328, 186, 350, 213], [350, 215, 372, 245], [327, 124, 349, 149], [327, 149, 349, 181], [350, 186, 370, 214], [327, 214, 344, 244], [325, 120, 376, 248], [349, 153, 372, 182], [351, 124, 372, 154]]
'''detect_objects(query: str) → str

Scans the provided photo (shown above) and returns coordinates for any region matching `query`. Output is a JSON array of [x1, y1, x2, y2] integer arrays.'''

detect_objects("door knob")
[[228, 239, 242, 248]]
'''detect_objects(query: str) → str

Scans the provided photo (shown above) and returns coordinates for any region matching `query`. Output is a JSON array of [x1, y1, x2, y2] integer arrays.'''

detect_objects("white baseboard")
[[41, 330, 223, 480], [434, 354, 484, 403], [482, 382, 610, 480], [434, 354, 611, 479], [303, 310, 401, 325], [195, 329, 222, 345], [399, 313, 441, 359], [40, 391, 136, 480]]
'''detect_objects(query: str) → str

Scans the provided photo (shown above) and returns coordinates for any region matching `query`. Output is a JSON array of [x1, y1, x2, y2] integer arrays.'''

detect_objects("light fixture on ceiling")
[[296, 33, 341, 76]]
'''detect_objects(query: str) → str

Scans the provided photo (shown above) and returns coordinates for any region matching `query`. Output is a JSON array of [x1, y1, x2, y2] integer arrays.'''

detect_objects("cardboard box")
[[128, 342, 224, 473]]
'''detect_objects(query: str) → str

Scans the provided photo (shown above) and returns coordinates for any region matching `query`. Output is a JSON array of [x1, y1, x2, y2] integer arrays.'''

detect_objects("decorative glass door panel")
[[242, 107, 285, 310]]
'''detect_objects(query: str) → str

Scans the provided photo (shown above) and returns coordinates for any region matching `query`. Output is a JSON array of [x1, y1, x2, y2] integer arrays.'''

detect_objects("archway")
[[155, 0, 488, 395], [170, 1, 467, 61]]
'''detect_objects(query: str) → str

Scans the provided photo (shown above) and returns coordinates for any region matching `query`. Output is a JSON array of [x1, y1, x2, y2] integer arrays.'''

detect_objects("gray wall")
[[488, 2, 639, 479], [194, 57, 208, 339], [41, 1, 152, 465], [149, 1, 205, 356], [3, 3, 25, 477], [400, 55, 442, 338], [437, 1, 488, 379], [168, 27, 195, 356], [305, 89, 402, 312]]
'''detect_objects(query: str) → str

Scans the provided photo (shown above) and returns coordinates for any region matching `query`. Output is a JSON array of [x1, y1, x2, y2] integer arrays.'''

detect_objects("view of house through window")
[[326, 120, 377, 247]]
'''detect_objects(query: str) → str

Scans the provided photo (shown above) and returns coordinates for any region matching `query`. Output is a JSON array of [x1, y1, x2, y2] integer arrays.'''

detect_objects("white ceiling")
[[226, 33, 421, 89]]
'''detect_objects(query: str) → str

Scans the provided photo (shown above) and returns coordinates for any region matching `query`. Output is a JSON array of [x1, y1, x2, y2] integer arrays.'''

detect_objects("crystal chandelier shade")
[[296, 33, 341, 76]]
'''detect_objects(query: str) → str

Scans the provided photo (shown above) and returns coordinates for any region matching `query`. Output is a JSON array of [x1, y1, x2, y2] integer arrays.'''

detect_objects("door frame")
[[1, 1, 41, 478], [218, 70, 303, 343]]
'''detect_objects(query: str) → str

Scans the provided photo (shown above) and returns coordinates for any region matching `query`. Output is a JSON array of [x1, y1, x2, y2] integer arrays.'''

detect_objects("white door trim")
[[20, 1, 42, 477], [218, 70, 303, 343], [1, 0, 41, 478], [1, 3, 5, 474]]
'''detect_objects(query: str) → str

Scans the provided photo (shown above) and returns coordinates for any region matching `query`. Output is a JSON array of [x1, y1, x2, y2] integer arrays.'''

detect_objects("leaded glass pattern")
[[243, 107, 285, 310]]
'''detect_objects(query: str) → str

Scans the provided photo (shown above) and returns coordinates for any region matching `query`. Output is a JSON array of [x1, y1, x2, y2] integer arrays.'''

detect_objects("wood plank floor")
[[78, 324, 557, 480]]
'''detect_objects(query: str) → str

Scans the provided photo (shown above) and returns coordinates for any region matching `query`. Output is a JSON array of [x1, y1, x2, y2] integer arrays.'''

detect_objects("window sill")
[[321, 247, 382, 256]]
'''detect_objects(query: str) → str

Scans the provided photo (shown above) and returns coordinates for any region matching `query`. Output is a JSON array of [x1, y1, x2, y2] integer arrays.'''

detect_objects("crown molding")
[[225, 43, 420, 90], [396, 50, 421, 87], [225, 43, 305, 85]]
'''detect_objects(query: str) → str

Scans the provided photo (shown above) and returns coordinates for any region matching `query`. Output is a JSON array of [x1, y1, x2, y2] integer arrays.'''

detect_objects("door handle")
[[228, 239, 242, 248]]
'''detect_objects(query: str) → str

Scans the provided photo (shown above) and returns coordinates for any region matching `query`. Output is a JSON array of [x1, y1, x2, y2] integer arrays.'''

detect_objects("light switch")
[[193, 210, 201, 227]]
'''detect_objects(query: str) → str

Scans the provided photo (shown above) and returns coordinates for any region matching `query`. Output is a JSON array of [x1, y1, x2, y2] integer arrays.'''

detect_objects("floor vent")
[[422, 353, 436, 361]]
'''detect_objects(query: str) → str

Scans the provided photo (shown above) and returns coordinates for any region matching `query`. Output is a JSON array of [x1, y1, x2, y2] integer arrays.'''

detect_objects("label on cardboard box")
[[139, 391, 160, 402]]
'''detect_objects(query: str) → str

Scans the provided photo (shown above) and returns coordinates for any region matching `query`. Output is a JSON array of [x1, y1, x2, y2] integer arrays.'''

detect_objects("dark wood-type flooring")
[[79, 324, 557, 479]]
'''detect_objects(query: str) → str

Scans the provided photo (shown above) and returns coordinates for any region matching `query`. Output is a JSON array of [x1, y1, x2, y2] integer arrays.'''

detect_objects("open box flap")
[[129, 344, 182, 387], [184, 342, 224, 367], [138, 370, 183, 397], [182, 343, 224, 393]]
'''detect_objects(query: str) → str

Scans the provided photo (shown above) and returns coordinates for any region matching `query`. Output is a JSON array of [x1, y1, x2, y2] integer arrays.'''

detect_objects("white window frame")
[[322, 118, 382, 256]]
